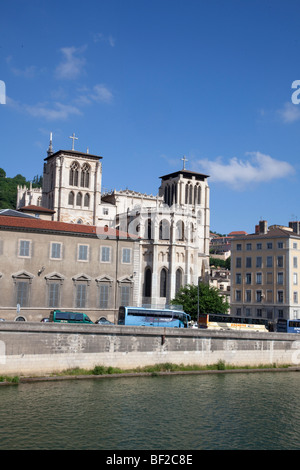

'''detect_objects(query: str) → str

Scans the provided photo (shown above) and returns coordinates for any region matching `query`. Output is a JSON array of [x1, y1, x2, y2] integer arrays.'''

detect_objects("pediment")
[[95, 275, 114, 283], [12, 270, 34, 280], [44, 272, 66, 281], [72, 273, 92, 283]]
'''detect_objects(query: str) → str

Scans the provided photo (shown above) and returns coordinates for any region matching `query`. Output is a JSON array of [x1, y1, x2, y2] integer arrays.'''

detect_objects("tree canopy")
[[0, 168, 42, 210], [171, 282, 229, 321]]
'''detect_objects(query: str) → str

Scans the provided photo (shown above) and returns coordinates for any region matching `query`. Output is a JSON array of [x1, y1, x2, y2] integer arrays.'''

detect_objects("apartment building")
[[231, 220, 300, 322]]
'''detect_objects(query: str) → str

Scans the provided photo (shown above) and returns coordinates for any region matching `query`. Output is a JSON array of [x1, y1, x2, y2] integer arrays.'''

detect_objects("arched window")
[[159, 219, 170, 240], [175, 268, 182, 294], [68, 191, 74, 205], [160, 268, 167, 297], [185, 184, 189, 204], [189, 184, 193, 204], [76, 192, 82, 206], [194, 184, 201, 205], [69, 161, 79, 186], [190, 222, 194, 242], [144, 267, 152, 297], [145, 219, 152, 240], [84, 193, 90, 207], [81, 163, 90, 188], [176, 220, 184, 241]]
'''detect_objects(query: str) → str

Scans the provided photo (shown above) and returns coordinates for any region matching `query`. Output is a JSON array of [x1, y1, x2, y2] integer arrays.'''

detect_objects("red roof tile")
[[0, 215, 137, 239]]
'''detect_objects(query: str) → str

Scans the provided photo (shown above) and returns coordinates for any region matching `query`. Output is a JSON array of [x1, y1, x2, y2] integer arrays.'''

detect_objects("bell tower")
[[42, 133, 103, 224]]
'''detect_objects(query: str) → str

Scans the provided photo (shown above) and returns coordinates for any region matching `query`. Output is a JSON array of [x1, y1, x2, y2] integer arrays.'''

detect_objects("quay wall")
[[0, 322, 300, 376]]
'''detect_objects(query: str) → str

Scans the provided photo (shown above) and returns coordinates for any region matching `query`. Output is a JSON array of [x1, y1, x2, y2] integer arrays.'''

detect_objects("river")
[[0, 371, 299, 450]]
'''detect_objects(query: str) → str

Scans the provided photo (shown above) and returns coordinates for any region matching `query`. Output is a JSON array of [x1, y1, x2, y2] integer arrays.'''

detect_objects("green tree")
[[0, 168, 43, 210], [170, 283, 229, 321]]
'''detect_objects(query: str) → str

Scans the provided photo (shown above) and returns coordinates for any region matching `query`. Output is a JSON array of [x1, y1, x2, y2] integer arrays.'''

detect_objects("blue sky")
[[1, 0, 300, 235]]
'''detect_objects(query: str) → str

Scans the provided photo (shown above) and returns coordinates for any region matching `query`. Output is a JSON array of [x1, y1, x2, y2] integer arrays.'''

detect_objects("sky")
[[1, 0, 300, 235]]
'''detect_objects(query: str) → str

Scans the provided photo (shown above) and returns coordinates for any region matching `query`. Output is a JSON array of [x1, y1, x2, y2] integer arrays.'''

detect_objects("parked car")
[[15, 316, 26, 321], [0, 318, 5, 321], [95, 317, 114, 325], [40, 317, 50, 322]]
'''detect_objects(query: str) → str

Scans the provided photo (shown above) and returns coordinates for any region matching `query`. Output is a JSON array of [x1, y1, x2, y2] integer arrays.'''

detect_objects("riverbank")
[[1, 362, 299, 385]]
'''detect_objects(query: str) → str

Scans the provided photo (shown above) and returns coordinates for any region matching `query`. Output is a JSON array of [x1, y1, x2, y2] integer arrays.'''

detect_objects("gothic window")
[[190, 223, 194, 242], [164, 186, 168, 205], [185, 184, 189, 204], [176, 220, 184, 241], [160, 268, 168, 297], [146, 219, 152, 240], [175, 268, 183, 294], [81, 163, 90, 188], [76, 192, 82, 206], [189, 184, 193, 204], [144, 267, 152, 297], [84, 193, 90, 207], [68, 191, 75, 205], [69, 161, 79, 186], [159, 219, 170, 240]]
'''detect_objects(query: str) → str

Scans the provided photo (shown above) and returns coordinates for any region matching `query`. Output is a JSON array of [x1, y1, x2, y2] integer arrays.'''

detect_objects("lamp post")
[[197, 277, 200, 326]]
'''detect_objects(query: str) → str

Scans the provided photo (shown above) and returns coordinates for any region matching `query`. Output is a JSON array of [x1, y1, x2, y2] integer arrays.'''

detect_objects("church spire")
[[47, 132, 53, 157]]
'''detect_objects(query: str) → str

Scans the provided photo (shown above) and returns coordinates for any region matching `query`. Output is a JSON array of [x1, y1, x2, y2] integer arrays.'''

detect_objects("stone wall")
[[0, 322, 299, 376]]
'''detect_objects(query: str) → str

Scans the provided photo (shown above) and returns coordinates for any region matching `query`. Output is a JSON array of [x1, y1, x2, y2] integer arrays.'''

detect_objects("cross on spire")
[[69, 132, 78, 151], [181, 155, 188, 170]]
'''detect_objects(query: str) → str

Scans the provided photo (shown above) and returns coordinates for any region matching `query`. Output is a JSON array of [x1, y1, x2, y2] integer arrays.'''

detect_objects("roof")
[[0, 215, 138, 240], [44, 149, 102, 161], [160, 169, 209, 181], [18, 205, 55, 214], [0, 209, 35, 219], [228, 231, 248, 236], [231, 226, 300, 240]]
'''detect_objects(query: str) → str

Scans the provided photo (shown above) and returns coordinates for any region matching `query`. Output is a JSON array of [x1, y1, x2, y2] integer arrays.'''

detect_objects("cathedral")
[[14, 134, 210, 318]]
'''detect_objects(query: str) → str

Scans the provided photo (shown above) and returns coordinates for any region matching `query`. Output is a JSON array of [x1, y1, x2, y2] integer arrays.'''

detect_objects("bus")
[[118, 306, 191, 328], [198, 313, 269, 332], [276, 319, 300, 333], [49, 310, 93, 324]]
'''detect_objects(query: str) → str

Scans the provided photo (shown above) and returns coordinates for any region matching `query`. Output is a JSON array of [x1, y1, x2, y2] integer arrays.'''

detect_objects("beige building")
[[0, 214, 138, 322], [231, 220, 300, 322]]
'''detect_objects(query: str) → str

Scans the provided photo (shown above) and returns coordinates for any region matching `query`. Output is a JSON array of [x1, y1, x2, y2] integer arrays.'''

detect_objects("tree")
[[170, 283, 229, 321], [0, 168, 42, 209]]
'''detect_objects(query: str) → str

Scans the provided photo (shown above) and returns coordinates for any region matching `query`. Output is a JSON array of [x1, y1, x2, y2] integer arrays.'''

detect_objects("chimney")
[[289, 221, 300, 234], [256, 220, 268, 234]]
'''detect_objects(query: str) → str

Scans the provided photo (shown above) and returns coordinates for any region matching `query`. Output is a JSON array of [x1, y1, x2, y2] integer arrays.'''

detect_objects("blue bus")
[[118, 306, 191, 328], [276, 319, 300, 333]]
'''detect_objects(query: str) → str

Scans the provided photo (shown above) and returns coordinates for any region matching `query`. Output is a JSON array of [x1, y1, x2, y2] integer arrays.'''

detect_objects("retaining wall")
[[0, 322, 299, 375]]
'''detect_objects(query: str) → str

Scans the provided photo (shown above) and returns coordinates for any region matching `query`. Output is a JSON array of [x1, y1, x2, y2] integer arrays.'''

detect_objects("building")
[[0, 213, 139, 322], [230, 220, 300, 322], [8, 135, 211, 320]]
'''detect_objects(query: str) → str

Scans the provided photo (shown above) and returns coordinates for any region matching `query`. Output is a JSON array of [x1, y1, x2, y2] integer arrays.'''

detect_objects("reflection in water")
[[0, 372, 299, 450]]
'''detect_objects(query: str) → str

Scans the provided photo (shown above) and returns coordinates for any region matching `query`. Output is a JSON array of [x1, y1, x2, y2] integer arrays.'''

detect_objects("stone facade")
[[14, 140, 210, 313]]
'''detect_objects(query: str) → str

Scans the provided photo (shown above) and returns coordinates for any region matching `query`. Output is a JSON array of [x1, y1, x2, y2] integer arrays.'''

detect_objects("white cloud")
[[196, 152, 294, 189], [55, 46, 87, 80], [91, 84, 113, 103], [92, 33, 115, 47], [25, 102, 82, 120], [76, 83, 114, 105], [278, 102, 300, 123], [6, 56, 45, 78], [7, 97, 82, 120]]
